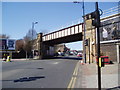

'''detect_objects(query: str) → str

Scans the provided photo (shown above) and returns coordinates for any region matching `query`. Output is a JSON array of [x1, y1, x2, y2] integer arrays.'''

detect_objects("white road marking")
[[53, 62, 59, 64]]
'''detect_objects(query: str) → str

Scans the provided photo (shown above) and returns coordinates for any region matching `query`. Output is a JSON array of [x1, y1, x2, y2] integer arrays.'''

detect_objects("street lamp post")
[[31, 22, 38, 59], [32, 22, 38, 40], [73, 0, 86, 63]]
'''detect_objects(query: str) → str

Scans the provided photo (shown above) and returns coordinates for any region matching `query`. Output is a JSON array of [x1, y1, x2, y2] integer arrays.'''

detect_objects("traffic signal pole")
[[95, 2, 101, 90]]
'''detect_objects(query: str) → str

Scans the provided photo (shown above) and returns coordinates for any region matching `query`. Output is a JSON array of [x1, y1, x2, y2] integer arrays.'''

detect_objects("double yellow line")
[[67, 61, 80, 89]]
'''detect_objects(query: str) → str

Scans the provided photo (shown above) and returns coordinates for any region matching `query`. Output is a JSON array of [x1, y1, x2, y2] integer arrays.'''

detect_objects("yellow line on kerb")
[[67, 61, 79, 89]]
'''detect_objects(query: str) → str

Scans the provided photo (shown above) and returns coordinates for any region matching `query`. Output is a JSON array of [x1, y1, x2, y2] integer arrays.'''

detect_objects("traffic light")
[[84, 10, 100, 27], [91, 11, 100, 27], [84, 39, 88, 46], [91, 11, 97, 26]]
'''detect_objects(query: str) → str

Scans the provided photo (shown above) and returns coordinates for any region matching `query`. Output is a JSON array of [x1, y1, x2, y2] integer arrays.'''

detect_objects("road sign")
[[0, 39, 15, 50], [7, 39, 15, 50]]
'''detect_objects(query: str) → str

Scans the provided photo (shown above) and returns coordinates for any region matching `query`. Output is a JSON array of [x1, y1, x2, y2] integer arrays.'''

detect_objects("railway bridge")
[[34, 5, 120, 63]]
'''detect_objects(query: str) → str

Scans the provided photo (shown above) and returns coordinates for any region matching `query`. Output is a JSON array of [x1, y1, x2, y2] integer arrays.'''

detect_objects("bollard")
[[3, 54, 6, 61], [6, 56, 11, 62], [80, 59, 84, 65]]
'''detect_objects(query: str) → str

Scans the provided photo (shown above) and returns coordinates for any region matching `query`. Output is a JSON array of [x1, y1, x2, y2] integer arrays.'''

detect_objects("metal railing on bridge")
[[43, 23, 83, 41], [101, 5, 120, 18]]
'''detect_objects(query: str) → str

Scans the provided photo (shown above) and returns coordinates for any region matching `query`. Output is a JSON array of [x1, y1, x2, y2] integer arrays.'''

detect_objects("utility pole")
[[32, 22, 38, 41], [31, 22, 38, 59]]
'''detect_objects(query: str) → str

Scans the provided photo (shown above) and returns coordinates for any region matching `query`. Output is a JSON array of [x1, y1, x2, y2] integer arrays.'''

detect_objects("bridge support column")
[[83, 15, 97, 63], [37, 33, 44, 59]]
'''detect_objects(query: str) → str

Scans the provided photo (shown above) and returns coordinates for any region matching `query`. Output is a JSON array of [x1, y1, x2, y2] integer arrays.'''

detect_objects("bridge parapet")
[[43, 23, 83, 42]]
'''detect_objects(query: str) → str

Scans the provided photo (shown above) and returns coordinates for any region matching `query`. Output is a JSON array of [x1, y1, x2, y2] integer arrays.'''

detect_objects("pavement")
[[74, 62, 119, 90]]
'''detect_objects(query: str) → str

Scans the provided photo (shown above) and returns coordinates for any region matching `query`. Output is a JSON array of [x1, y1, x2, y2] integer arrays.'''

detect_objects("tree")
[[15, 29, 37, 58], [23, 29, 37, 58], [26, 29, 37, 40], [15, 39, 24, 51], [15, 37, 32, 58], [23, 36, 32, 53]]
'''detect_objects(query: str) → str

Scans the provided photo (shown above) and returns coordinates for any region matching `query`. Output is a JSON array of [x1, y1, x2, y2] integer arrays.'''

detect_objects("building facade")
[[100, 14, 120, 63], [84, 13, 120, 63]]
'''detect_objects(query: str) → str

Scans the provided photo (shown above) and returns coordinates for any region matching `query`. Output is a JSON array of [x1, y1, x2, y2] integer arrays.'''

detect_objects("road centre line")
[[71, 61, 79, 88], [67, 61, 80, 89]]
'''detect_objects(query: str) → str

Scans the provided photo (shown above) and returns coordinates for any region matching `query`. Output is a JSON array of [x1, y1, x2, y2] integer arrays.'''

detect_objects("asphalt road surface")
[[2, 57, 80, 88]]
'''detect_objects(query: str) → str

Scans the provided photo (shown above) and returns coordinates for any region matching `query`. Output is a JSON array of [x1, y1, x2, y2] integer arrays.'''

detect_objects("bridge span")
[[33, 22, 83, 59], [42, 23, 83, 45]]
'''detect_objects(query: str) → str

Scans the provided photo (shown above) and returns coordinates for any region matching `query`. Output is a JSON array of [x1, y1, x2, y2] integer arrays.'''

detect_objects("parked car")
[[77, 53, 82, 57], [57, 51, 65, 56]]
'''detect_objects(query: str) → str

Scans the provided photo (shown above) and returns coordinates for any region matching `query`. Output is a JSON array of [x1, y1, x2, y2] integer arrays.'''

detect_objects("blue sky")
[[2, 2, 118, 50]]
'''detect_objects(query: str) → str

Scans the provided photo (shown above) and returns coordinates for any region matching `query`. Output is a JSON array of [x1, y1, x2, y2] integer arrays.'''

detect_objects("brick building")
[[100, 14, 120, 63], [84, 13, 120, 63]]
